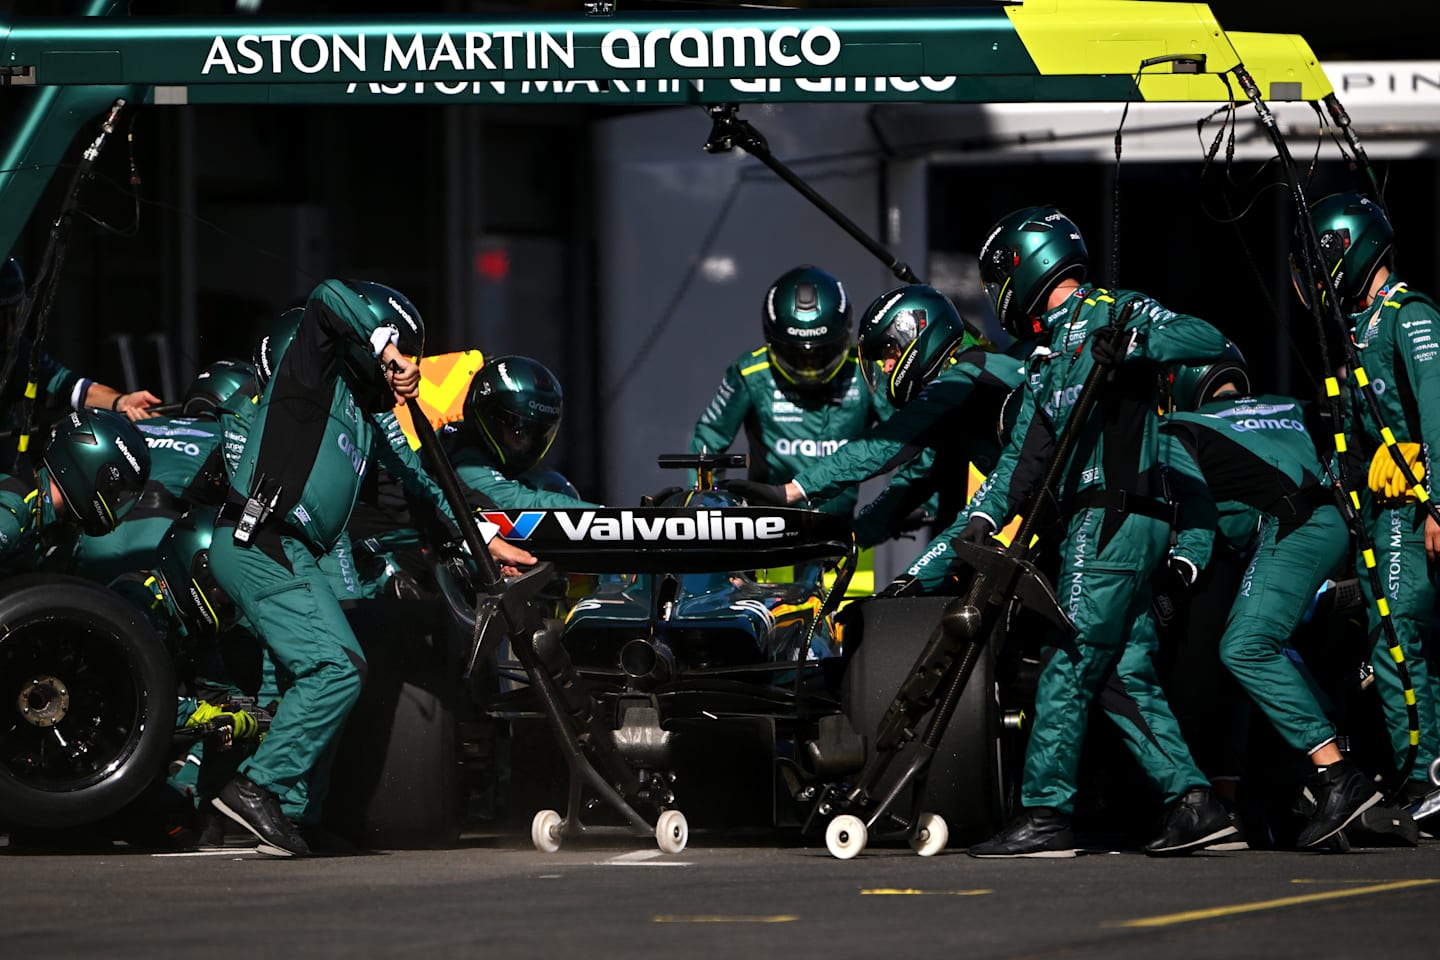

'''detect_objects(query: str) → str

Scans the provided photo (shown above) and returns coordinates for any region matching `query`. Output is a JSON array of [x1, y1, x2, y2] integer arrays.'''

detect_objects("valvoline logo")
[[480, 511, 545, 539]]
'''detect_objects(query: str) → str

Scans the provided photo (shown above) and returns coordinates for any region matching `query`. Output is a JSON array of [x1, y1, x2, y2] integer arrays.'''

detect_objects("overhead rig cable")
[[1233, 64, 1422, 789]]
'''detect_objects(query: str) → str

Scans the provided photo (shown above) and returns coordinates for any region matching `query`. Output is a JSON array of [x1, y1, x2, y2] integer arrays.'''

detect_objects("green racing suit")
[[1162, 393, 1347, 758], [690, 346, 888, 517], [789, 344, 1024, 593], [71, 415, 225, 584], [208, 279, 450, 825], [0, 470, 66, 573], [0, 336, 95, 473], [1343, 277, 1440, 782], [964, 284, 1229, 815]]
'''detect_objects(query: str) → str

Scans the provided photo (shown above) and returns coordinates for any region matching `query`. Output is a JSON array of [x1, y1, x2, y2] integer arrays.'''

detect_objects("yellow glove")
[[1368, 443, 1425, 499], [185, 700, 260, 744]]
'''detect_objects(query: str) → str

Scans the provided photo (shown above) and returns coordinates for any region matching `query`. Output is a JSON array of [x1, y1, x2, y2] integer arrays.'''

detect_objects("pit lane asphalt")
[[4, 828, 1438, 958]]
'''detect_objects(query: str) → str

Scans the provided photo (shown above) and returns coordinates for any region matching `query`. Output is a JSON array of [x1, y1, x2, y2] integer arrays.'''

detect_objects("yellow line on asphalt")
[[1288, 878, 1432, 884], [652, 915, 798, 924], [861, 888, 993, 896], [1111, 879, 1439, 928]]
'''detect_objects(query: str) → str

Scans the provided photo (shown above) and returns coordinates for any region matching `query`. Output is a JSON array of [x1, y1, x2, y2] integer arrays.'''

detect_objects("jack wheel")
[[825, 814, 867, 860], [655, 809, 689, 854], [531, 809, 563, 853], [1429, 757, 1440, 788], [909, 812, 949, 857]]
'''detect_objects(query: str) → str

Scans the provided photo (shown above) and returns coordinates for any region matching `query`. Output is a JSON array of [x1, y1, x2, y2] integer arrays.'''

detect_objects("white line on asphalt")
[[596, 850, 691, 866], [152, 849, 261, 858], [611, 850, 663, 862]]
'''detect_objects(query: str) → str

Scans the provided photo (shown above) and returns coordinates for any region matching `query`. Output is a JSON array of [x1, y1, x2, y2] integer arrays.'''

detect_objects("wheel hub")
[[17, 674, 70, 728]]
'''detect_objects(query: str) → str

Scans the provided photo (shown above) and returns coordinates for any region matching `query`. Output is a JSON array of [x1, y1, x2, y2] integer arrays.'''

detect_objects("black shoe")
[[968, 807, 1077, 859], [1143, 786, 1238, 856], [1207, 810, 1250, 852], [1350, 804, 1419, 847], [1296, 761, 1382, 848], [212, 775, 311, 858], [196, 811, 228, 848]]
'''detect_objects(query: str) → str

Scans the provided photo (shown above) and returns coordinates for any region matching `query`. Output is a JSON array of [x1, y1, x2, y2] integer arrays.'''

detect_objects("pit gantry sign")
[[0, 0, 1332, 255]]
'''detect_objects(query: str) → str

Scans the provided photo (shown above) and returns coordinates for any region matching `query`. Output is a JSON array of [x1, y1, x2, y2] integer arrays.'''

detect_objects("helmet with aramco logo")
[[463, 355, 564, 478], [762, 265, 853, 390]]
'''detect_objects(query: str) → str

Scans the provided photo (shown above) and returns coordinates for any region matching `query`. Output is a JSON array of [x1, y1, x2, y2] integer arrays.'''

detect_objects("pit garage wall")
[[593, 63, 1440, 584], [595, 103, 928, 583]]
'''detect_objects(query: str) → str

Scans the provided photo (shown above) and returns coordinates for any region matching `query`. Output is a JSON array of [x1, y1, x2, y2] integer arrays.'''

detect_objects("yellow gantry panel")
[[1007, 1, 1332, 103]]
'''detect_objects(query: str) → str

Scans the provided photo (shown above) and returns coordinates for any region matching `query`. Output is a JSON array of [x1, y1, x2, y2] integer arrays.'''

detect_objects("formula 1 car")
[[430, 453, 1016, 852]]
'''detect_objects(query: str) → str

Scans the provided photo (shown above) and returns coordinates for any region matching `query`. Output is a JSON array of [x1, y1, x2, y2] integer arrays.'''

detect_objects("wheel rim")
[[911, 812, 948, 856], [827, 814, 865, 859], [532, 810, 563, 852], [657, 810, 688, 853], [0, 615, 148, 793]]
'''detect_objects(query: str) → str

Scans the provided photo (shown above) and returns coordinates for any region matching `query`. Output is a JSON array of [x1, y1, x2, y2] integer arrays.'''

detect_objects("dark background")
[[0, 1, 1433, 499]]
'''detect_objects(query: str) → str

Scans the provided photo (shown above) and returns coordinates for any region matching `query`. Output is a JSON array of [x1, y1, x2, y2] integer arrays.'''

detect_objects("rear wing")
[[479, 506, 853, 574]]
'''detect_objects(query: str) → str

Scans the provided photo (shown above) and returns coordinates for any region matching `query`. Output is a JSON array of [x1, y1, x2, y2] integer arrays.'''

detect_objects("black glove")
[[639, 485, 684, 507], [876, 575, 921, 599], [1151, 555, 1198, 630], [896, 508, 935, 534], [718, 478, 790, 507], [956, 515, 996, 545], [1087, 324, 1139, 367]]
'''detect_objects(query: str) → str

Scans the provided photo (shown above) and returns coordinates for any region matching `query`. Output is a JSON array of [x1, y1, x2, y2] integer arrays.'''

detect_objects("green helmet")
[[156, 507, 236, 635], [1292, 193, 1394, 315], [978, 206, 1089, 339], [463, 355, 562, 478], [253, 307, 303, 388], [41, 408, 151, 536], [1167, 340, 1250, 412], [341, 280, 426, 413], [857, 285, 976, 407], [762, 265, 852, 389], [520, 466, 580, 500], [182, 359, 258, 417]]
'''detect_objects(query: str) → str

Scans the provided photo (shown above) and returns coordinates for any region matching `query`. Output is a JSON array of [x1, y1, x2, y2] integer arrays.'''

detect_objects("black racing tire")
[[0, 574, 177, 828], [326, 599, 463, 849], [840, 596, 1007, 846]]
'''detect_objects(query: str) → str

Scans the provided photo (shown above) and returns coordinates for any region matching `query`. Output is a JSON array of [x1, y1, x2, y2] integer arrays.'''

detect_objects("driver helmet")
[[41, 408, 151, 536], [520, 466, 581, 500], [978, 206, 1090, 339], [463, 355, 563, 478], [762, 265, 852, 389], [857, 284, 977, 407]]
